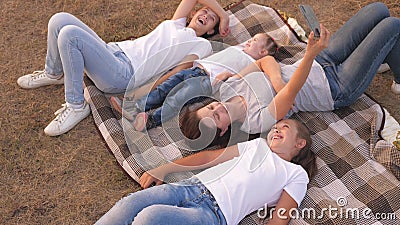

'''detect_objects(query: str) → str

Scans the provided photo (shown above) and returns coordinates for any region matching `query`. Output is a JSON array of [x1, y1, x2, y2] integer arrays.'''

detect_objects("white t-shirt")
[[219, 72, 277, 134], [196, 138, 309, 225], [194, 46, 255, 83], [117, 18, 212, 88], [217, 59, 334, 134], [280, 59, 334, 112]]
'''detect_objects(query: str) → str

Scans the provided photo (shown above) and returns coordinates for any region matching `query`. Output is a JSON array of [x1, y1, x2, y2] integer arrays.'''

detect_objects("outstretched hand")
[[305, 24, 330, 58]]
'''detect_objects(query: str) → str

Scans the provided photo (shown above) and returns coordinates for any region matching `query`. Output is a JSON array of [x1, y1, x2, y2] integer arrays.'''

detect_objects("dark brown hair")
[[201, 20, 220, 38], [290, 119, 317, 179], [180, 101, 231, 148], [187, 7, 220, 39]]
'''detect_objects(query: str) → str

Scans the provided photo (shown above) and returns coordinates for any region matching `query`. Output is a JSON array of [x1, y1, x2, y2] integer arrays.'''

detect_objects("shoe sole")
[[18, 80, 64, 89]]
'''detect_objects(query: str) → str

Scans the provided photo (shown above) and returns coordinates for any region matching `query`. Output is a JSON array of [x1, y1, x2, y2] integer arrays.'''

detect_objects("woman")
[[17, 0, 230, 136], [182, 2, 400, 144], [95, 118, 317, 225]]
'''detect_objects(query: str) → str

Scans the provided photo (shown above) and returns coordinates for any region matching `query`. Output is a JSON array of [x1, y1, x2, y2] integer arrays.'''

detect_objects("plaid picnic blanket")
[[84, 1, 400, 224]]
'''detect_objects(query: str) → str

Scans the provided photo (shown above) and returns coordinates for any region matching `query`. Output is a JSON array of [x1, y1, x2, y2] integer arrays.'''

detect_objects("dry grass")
[[1, 0, 399, 224]]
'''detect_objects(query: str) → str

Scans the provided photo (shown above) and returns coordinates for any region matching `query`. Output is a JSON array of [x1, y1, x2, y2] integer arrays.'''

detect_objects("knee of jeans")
[[381, 17, 400, 31], [48, 12, 74, 32], [368, 2, 390, 17], [58, 25, 83, 44], [367, 2, 388, 12], [133, 205, 172, 224]]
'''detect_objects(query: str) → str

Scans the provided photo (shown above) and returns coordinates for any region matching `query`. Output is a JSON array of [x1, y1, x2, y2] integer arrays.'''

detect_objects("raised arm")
[[256, 56, 286, 93], [267, 25, 330, 120], [172, 0, 230, 36], [139, 144, 239, 188]]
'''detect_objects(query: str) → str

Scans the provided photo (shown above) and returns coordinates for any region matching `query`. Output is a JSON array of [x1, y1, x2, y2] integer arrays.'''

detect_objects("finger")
[[222, 27, 231, 36], [139, 173, 146, 184], [320, 25, 329, 40], [324, 29, 331, 42], [139, 179, 146, 188], [319, 24, 327, 39], [307, 31, 316, 43], [319, 25, 330, 46], [226, 27, 231, 35], [143, 179, 153, 189], [220, 27, 227, 36]]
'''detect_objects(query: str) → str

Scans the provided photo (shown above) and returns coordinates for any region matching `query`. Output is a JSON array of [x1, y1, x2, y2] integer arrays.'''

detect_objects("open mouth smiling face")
[[190, 7, 218, 34], [271, 133, 283, 141], [197, 17, 206, 25], [267, 120, 296, 149]]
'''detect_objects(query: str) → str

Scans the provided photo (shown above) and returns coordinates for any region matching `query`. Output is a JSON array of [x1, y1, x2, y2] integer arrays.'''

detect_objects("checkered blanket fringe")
[[84, 1, 400, 224]]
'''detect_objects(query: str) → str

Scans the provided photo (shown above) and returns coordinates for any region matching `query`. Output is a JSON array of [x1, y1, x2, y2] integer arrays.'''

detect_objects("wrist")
[[221, 12, 229, 21], [303, 51, 318, 61], [160, 161, 183, 176]]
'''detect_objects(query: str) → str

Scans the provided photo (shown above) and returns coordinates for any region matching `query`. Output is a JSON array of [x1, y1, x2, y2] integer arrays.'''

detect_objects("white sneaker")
[[391, 81, 400, 94], [44, 103, 91, 136], [377, 63, 390, 73], [17, 70, 64, 89]]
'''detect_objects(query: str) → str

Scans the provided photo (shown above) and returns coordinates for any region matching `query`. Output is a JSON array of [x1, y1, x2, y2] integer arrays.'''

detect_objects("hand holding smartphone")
[[299, 4, 320, 38]]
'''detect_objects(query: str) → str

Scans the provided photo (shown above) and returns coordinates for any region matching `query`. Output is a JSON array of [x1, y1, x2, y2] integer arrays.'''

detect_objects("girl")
[[182, 2, 399, 143], [110, 33, 278, 131], [95, 118, 317, 225], [17, 0, 230, 136]]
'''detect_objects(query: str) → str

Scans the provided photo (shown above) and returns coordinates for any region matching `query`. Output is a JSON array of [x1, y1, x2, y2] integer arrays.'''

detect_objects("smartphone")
[[299, 4, 320, 38]]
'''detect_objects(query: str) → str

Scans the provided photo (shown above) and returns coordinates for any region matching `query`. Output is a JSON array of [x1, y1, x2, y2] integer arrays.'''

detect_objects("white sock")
[[45, 71, 62, 79], [66, 102, 85, 109]]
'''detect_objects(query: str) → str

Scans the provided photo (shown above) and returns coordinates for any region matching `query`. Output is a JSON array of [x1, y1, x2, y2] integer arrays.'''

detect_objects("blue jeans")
[[45, 12, 133, 105], [94, 177, 227, 225], [315, 2, 400, 108], [136, 67, 212, 126]]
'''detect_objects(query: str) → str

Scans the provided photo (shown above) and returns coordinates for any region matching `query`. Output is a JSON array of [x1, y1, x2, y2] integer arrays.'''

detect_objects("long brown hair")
[[180, 101, 231, 148], [290, 119, 317, 179]]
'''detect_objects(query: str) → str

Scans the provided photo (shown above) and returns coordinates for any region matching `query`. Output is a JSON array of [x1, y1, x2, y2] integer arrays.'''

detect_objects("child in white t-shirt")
[[95, 118, 317, 225]]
